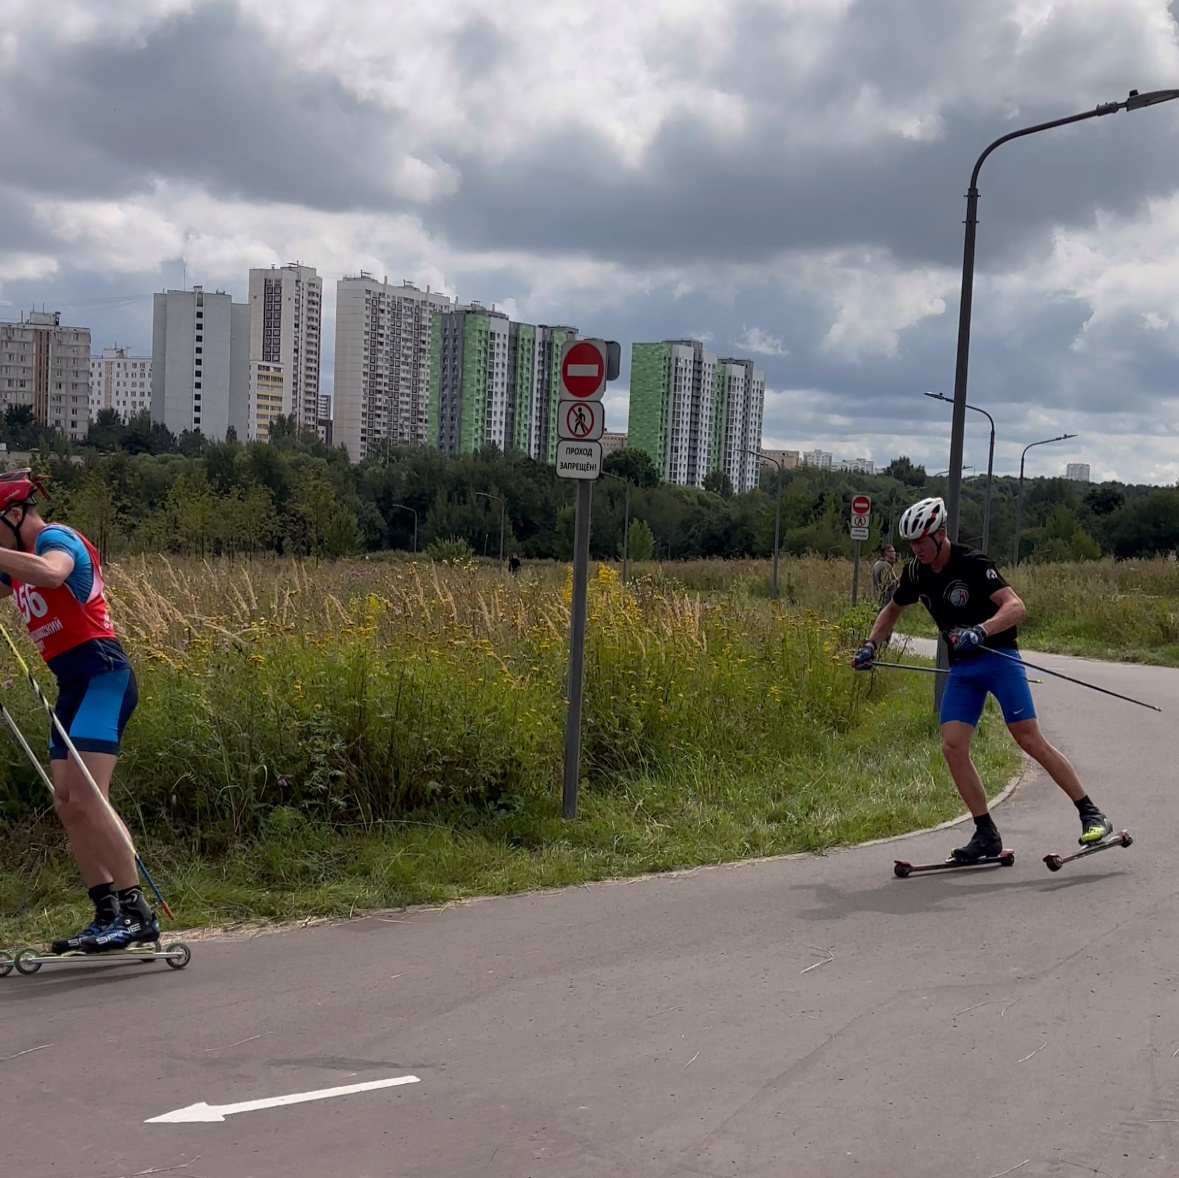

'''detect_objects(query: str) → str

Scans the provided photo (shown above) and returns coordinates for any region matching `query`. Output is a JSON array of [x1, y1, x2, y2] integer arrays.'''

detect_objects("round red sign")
[[852, 495, 871, 515], [561, 340, 605, 399]]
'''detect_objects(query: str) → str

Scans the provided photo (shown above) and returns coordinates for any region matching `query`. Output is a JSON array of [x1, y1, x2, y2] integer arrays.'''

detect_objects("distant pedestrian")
[[508, 552, 521, 575], [871, 543, 898, 604]]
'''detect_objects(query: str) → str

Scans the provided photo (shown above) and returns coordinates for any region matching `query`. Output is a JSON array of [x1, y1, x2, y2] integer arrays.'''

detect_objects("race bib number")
[[15, 584, 48, 624]]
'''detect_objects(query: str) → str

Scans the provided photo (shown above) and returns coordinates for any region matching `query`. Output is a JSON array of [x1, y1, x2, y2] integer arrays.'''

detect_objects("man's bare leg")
[[52, 752, 137, 891], [939, 720, 989, 816], [1006, 718, 1085, 801]]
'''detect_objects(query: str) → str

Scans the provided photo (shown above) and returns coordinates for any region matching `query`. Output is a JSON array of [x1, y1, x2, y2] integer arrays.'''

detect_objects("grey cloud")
[[0, 3, 411, 211]]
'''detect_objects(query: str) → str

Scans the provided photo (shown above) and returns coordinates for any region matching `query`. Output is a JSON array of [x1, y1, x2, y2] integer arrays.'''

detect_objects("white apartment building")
[[151, 287, 250, 441], [1065, 462, 1091, 482], [89, 346, 151, 421], [0, 311, 91, 441], [333, 276, 452, 462], [317, 394, 332, 445], [248, 264, 322, 435], [802, 449, 833, 470], [717, 359, 766, 493], [836, 457, 875, 475], [666, 341, 717, 487]]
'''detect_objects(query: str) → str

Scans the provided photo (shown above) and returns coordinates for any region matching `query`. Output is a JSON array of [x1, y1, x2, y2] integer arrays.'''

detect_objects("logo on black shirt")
[[946, 581, 970, 608]]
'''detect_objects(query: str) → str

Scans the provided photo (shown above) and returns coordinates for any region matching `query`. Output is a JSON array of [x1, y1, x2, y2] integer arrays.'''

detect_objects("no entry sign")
[[560, 339, 607, 401], [558, 398, 604, 442], [852, 495, 871, 516]]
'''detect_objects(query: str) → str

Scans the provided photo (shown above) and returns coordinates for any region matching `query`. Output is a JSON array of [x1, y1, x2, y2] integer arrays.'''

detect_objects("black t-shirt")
[[891, 543, 1017, 663]]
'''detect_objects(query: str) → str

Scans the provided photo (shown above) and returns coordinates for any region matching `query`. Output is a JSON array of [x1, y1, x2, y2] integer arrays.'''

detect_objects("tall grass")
[[0, 555, 1019, 943]]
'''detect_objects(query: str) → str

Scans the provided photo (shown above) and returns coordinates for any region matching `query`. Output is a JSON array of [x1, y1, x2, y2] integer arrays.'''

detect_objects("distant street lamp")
[[926, 391, 996, 554], [944, 89, 1179, 548], [1013, 434, 1078, 566], [391, 502, 418, 554], [741, 448, 782, 600], [475, 492, 506, 569]]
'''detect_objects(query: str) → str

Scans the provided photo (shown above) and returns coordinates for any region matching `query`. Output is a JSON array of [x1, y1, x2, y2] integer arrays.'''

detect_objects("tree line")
[[8, 407, 1179, 565]]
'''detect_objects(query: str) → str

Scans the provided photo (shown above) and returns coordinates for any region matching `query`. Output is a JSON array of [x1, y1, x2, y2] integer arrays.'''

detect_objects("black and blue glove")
[[852, 639, 877, 670], [950, 625, 988, 653]]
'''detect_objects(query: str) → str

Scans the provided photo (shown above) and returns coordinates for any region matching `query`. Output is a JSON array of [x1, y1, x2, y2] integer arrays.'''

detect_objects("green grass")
[[0, 670, 1019, 947]]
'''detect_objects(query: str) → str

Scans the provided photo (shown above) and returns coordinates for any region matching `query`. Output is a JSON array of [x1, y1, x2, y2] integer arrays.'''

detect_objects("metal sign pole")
[[851, 539, 861, 606], [562, 479, 593, 819]]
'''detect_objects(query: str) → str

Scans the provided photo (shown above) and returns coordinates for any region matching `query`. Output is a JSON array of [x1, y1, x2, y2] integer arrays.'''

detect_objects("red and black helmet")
[[0, 468, 49, 513], [0, 469, 49, 550]]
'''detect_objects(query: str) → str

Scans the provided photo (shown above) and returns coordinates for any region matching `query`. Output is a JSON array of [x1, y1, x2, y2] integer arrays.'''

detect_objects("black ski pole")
[[869, 660, 1043, 683], [984, 646, 1161, 713]]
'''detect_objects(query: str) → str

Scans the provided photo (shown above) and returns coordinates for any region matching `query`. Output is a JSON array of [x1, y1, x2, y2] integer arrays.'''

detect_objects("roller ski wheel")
[[0, 950, 13, 977], [1043, 829, 1132, 873], [163, 942, 192, 970], [14, 948, 42, 975], [893, 849, 1015, 878]]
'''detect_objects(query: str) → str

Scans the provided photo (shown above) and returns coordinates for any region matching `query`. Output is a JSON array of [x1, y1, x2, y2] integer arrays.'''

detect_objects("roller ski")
[[895, 821, 1014, 878], [0, 942, 191, 976], [1044, 825, 1133, 873]]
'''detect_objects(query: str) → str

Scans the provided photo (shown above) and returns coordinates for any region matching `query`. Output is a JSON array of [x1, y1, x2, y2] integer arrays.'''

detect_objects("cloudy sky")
[[5, 0, 1179, 482]]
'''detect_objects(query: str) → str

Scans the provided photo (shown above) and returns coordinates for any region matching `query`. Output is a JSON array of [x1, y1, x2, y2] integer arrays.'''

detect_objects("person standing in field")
[[870, 543, 898, 604], [0, 471, 153, 953], [851, 496, 1114, 862]]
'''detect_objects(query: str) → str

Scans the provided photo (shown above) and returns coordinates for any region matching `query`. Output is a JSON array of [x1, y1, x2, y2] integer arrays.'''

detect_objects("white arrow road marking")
[[146, 1075, 421, 1123], [566, 364, 600, 376]]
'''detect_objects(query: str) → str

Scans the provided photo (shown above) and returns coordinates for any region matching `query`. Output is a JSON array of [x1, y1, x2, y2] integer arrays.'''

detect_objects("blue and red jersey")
[[2, 525, 117, 662]]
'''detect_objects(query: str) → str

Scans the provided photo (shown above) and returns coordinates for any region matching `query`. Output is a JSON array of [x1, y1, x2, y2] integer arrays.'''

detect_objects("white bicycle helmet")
[[897, 497, 946, 541]]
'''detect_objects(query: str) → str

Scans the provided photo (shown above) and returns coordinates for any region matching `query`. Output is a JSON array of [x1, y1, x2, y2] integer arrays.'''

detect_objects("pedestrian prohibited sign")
[[558, 398, 604, 442]]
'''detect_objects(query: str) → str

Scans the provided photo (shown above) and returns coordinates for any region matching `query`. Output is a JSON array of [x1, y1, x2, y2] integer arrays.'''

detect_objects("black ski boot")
[[952, 822, 1003, 864], [51, 914, 109, 955]]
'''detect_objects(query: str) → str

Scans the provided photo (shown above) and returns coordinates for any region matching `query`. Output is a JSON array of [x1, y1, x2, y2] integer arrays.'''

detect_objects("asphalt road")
[[4, 646, 1177, 1178]]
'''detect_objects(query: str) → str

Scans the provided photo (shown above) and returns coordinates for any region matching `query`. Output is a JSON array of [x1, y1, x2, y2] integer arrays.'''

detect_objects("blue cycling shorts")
[[50, 664, 139, 759], [939, 648, 1036, 728]]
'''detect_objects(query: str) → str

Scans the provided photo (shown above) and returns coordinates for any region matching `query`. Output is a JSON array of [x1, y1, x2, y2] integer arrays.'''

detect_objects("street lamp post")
[[944, 89, 1179, 547], [475, 492, 506, 569], [1013, 434, 1077, 566], [391, 503, 419, 554], [741, 447, 783, 600], [926, 391, 996, 554]]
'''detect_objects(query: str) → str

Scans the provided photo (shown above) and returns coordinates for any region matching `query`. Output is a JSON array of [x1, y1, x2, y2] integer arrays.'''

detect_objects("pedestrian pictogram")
[[558, 398, 604, 442], [560, 340, 608, 400]]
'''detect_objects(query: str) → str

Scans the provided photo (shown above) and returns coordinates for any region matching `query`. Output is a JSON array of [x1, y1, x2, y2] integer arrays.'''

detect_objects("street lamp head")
[[924, 391, 948, 402], [1126, 88, 1179, 111]]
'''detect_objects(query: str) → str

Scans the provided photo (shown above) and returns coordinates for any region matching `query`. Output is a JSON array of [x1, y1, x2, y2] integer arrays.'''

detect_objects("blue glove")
[[852, 640, 877, 670], [951, 625, 988, 653]]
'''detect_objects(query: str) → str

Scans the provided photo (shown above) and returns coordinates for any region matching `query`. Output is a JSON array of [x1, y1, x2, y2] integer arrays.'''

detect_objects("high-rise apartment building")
[[716, 359, 766, 493], [151, 286, 250, 441], [1065, 462, 1091, 482], [248, 264, 322, 435], [429, 310, 578, 460], [333, 276, 452, 462], [0, 311, 91, 441], [630, 341, 764, 488], [89, 346, 151, 421]]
